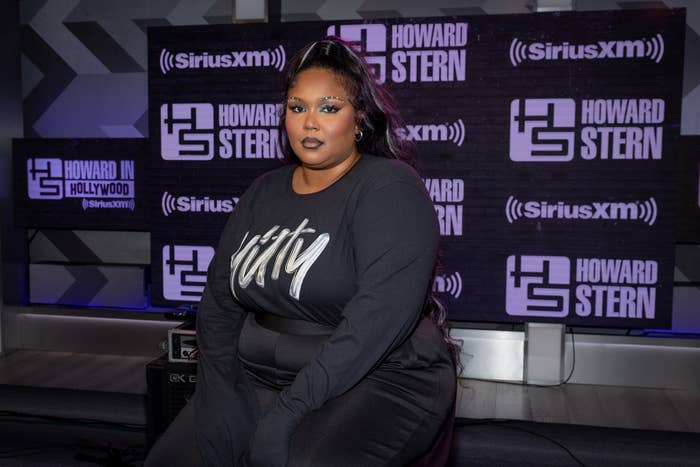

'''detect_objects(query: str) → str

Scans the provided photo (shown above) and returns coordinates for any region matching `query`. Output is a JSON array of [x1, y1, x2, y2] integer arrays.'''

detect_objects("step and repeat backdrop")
[[14, 9, 687, 328]]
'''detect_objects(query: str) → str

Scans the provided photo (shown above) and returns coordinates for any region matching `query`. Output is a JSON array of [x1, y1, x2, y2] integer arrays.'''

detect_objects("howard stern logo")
[[159, 46, 286, 74], [505, 196, 658, 226], [509, 34, 664, 66], [327, 22, 468, 84], [424, 178, 464, 236], [161, 102, 283, 160], [27, 158, 135, 211], [505, 255, 658, 321], [162, 244, 214, 301], [398, 118, 465, 146], [161, 191, 239, 216], [509, 98, 665, 161]]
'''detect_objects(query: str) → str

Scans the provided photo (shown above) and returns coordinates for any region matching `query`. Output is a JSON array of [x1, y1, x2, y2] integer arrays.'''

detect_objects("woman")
[[147, 37, 456, 467]]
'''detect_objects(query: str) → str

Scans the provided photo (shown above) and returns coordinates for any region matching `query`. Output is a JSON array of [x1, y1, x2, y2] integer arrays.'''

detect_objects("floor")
[[456, 378, 700, 433], [0, 349, 699, 434], [0, 350, 699, 466], [0, 350, 150, 395]]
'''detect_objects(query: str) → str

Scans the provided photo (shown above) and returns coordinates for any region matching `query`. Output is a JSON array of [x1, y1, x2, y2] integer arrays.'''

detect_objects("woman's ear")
[[355, 110, 366, 132]]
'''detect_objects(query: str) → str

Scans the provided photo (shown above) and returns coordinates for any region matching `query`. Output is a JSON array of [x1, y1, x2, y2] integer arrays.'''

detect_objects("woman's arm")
[[193, 185, 260, 466], [246, 175, 439, 466]]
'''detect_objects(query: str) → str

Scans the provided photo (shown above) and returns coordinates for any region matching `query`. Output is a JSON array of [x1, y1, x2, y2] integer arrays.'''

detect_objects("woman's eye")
[[320, 104, 339, 113], [288, 105, 304, 113]]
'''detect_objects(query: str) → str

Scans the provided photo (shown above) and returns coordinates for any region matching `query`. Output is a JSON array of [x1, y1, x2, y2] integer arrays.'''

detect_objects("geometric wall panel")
[[675, 245, 700, 283], [672, 286, 700, 333], [29, 263, 146, 309], [29, 230, 149, 265]]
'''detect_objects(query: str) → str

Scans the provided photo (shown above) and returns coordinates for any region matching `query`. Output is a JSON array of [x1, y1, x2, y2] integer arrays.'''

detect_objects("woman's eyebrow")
[[286, 96, 346, 102]]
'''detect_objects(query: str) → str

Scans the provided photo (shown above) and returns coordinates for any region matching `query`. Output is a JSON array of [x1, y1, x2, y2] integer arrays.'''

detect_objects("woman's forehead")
[[288, 67, 351, 98]]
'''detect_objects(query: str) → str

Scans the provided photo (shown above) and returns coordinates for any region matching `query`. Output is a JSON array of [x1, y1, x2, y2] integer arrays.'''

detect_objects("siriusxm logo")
[[509, 34, 664, 66], [397, 119, 465, 146], [159, 46, 286, 74], [161, 191, 239, 216], [433, 271, 462, 298], [505, 196, 658, 226]]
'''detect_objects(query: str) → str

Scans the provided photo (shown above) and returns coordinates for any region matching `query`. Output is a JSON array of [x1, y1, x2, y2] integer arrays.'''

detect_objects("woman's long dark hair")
[[279, 37, 461, 370]]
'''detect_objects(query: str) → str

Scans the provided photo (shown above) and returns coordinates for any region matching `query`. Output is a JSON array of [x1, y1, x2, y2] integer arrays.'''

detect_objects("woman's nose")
[[303, 111, 318, 130]]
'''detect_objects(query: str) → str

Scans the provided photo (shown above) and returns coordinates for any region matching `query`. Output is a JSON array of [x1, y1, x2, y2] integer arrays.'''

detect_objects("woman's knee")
[[144, 402, 201, 467]]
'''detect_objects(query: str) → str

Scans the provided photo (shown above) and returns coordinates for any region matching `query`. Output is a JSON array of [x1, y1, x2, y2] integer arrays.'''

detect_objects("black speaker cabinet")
[[146, 354, 197, 448]]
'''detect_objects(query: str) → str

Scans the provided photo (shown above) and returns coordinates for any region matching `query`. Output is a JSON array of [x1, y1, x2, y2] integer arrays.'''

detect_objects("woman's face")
[[285, 67, 360, 170]]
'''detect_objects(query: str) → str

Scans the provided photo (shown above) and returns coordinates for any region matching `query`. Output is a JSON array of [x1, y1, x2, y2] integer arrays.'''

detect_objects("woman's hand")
[[244, 405, 298, 467]]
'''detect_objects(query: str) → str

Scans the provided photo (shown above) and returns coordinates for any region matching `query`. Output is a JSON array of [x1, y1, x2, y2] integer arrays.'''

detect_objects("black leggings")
[[145, 318, 456, 466]]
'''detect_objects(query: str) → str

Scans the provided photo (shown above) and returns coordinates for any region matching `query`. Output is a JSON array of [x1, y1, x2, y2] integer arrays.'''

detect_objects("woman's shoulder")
[[243, 163, 294, 196], [350, 155, 437, 230], [356, 154, 425, 192], [257, 162, 295, 183]]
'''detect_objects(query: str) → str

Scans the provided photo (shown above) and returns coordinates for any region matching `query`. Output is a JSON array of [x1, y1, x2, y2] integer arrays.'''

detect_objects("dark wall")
[[1, 0, 26, 305]]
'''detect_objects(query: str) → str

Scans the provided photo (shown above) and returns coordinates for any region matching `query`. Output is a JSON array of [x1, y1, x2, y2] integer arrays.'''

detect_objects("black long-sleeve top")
[[193, 154, 440, 466]]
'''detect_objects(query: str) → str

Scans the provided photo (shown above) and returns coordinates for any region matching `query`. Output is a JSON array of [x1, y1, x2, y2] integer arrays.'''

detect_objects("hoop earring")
[[354, 130, 363, 142]]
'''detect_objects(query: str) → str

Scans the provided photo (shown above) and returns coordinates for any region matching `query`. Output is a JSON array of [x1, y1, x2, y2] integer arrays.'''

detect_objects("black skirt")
[[239, 312, 456, 467], [146, 313, 456, 467]]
